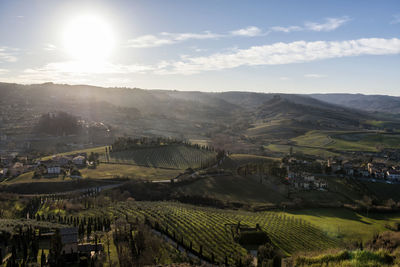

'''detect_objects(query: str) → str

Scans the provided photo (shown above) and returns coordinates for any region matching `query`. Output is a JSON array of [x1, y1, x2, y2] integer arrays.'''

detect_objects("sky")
[[0, 0, 399, 95]]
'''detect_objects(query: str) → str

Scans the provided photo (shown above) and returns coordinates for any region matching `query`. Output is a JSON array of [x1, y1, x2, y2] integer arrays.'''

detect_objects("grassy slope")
[[177, 174, 288, 207], [71, 201, 341, 259], [294, 250, 398, 267], [287, 208, 400, 243], [219, 154, 279, 171], [80, 163, 181, 180]]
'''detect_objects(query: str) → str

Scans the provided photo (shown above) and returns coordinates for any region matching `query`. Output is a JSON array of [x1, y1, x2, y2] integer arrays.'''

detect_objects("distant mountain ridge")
[[310, 93, 400, 114]]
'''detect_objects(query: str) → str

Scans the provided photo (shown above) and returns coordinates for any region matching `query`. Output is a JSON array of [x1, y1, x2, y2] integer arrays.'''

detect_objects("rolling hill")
[[1, 82, 400, 155]]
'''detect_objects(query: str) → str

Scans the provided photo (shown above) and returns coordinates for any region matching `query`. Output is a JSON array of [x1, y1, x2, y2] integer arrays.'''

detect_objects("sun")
[[63, 14, 114, 62]]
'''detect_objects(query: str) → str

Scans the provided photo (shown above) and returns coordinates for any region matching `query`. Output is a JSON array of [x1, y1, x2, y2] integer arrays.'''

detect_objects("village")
[[0, 152, 101, 182], [282, 155, 400, 192], [2, 149, 400, 191]]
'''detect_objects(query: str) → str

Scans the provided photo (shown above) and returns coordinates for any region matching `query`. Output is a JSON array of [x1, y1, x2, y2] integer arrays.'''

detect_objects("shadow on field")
[[286, 208, 371, 224]]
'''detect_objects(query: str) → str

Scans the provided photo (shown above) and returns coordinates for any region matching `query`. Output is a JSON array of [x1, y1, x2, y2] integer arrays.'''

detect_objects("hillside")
[[1, 82, 400, 155]]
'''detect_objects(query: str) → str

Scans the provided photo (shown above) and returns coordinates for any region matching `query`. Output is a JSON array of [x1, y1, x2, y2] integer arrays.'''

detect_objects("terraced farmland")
[[104, 144, 216, 169], [78, 201, 341, 264]]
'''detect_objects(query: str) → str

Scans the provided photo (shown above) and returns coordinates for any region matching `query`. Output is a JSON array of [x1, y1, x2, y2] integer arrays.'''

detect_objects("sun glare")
[[63, 14, 114, 62]]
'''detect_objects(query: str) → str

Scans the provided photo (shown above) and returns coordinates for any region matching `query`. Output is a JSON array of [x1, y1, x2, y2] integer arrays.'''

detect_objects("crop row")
[[77, 201, 341, 264], [101, 145, 216, 169]]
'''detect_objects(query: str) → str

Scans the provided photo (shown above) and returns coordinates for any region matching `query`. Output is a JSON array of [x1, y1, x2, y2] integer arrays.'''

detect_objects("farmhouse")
[[72, 155, 86, 166], [60, 227, 78, 254], [47, 165, 61, 175]]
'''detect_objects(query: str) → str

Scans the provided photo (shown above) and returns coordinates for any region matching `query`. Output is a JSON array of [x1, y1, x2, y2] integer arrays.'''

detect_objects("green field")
[[42, 144, 216, 170], [69, 201, 341, 264], [294, 131, 400, 152], [36, 199, 400, 265], [265, 130, 400, 157], [105, 144, 216, 169], [294, 250, 398, 267], [287, 208, 400, 243]]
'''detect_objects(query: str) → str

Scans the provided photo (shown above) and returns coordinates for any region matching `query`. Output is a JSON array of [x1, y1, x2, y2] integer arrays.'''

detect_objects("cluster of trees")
[[78, 217, 111, 240], [35, 214, 111, 241], [1, 226, 41, 266], [112, 219, 191, 266], [110, 136, 216, 152], [35, 111, 80, 136]]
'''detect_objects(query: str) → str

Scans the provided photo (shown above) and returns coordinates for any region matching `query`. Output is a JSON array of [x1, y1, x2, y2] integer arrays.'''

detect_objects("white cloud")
[[279, 76, 290, 80], [230, 26, 264, 37], [270, 16, 350, 33], [128, 27, 268, 48], [127, 17, 349, 48], [270, 26, 302, 33], [0, 69, 9, 75], [16, 37, 400, 81], [127, 35, 175, 48], [0, 47, 18, 63], [305, 17, 350, 32], [156, 37, 400, 74], [127, 31, 223, 48], [12, 60, 155, 84], [24, 61, 154, 75], [304, 74, 327, 78], [391, 14, 400, 24], [43, 44, 57, 51], [161, 31, 222, 41]]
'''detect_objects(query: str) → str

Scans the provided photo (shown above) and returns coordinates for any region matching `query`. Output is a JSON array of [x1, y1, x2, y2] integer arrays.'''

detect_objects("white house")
[[47, 166, 61, 174], [72, 156, 86, 166]]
